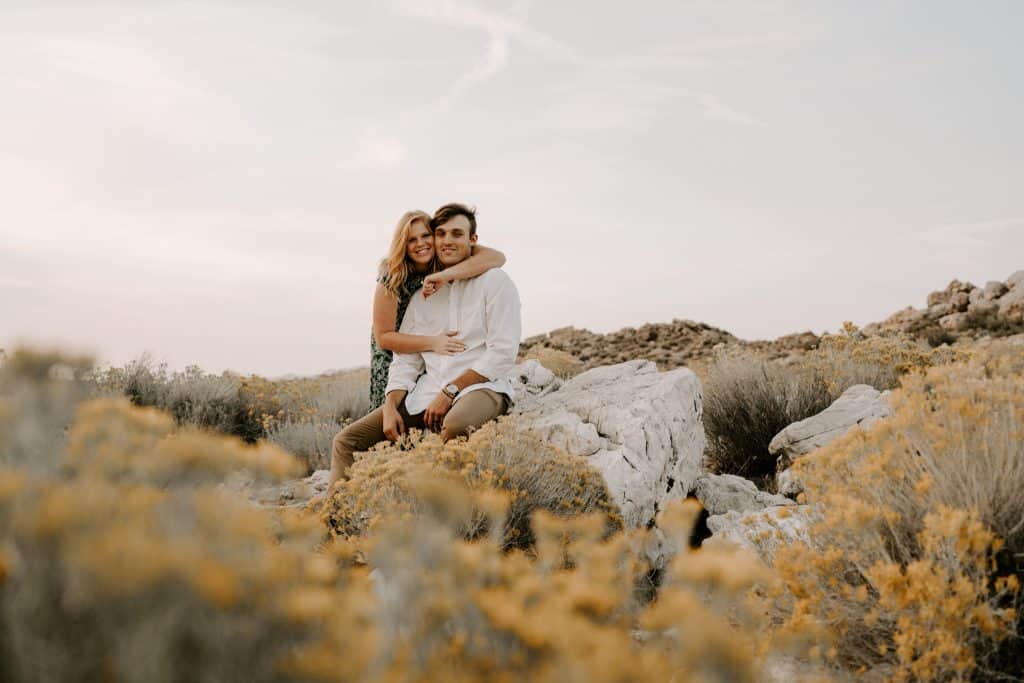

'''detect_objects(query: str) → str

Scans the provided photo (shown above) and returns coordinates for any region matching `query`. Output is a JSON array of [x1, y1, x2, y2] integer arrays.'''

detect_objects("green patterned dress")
[[369, 271, 427, 410]]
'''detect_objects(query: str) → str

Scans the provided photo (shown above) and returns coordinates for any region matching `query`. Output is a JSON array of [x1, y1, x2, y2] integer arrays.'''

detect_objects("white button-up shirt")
[[384, 269, 522, 415]]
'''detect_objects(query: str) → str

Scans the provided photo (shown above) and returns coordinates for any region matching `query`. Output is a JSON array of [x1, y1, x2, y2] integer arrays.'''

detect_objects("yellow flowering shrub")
[[771, 341, 1023, 680], [322, 418, 622, 548], [804, 323, 965, 396]]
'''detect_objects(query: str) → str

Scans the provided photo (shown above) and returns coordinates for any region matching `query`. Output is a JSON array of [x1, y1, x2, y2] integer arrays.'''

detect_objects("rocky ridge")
[[861, 270, 1024, 344], [519, 320, 819, 372], [519, 270, 1024, 371]]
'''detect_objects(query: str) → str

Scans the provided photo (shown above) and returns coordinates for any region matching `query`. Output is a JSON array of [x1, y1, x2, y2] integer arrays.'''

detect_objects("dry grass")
[[521, 347, 585, 379]]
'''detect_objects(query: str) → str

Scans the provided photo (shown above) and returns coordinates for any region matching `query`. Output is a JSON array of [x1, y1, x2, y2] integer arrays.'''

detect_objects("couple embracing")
[[327, 203, 521, 491]]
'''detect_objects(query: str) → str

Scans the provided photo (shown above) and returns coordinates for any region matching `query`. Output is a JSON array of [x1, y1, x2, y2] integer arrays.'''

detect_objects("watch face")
[[445, 384, 459, 395]]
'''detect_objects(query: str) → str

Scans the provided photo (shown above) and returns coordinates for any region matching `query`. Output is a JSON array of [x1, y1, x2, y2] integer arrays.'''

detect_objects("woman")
[[369, 209, 506, 409]]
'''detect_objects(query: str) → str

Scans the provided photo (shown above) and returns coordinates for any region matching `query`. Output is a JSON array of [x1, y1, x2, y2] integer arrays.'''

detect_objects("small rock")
[[776, 468, 803, 498], [691, 474, 792, 516], [949, 291, 970, 312], [512, 359, 562, 398]]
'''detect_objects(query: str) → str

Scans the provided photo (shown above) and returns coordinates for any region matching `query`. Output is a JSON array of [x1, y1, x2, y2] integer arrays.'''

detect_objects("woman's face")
[[405, 219, 435, 267]]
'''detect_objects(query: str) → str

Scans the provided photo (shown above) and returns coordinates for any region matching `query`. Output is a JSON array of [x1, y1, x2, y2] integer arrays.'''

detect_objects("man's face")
[[433, 215, 477, 266]]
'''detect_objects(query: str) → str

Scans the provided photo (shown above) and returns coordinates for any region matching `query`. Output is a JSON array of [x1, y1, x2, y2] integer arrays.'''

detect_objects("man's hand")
[[424, 391, 454, 432], [382, 402, 405, 441], [422, 271, 450, 299]]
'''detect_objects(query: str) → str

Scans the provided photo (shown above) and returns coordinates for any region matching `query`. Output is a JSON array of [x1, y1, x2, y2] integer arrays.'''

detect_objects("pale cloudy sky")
[[2, 1, 1022, 376]]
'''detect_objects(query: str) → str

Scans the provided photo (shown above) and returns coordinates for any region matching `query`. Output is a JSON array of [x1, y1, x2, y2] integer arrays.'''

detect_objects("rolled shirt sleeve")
[[384, 295, 425, 397], [470, 274, 522, 382]]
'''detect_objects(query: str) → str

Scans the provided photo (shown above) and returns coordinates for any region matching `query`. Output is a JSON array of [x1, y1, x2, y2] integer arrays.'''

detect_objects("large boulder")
[[997, 283, 1024, 325], [769, 384, 892, 463], [690, 473, 792, 516], [515, 359, 705, 528], [984, 280, 1009, 301]]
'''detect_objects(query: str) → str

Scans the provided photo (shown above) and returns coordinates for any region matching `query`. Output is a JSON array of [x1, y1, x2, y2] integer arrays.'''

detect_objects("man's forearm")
[[451, 370, 489, 392], [385, 389, 407, 407]]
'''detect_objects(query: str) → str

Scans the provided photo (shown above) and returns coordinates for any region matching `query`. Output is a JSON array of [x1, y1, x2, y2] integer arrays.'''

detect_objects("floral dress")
[[369, 271, 427, 410]]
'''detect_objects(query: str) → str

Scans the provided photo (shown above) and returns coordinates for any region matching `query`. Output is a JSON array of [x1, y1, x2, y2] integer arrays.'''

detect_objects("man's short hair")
[[432, 203, 477, 236]]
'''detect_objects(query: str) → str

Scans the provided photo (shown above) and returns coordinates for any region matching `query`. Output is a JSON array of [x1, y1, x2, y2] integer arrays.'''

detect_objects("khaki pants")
[[329, 389, 510, 485]]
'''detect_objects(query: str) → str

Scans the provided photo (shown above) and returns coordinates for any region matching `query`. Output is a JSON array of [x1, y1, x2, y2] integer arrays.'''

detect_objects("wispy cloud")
[[360, 129, 409, 169], [911, 217, 1024, 248], [390, 0, 580, 105], [692, 91, 765, 126]]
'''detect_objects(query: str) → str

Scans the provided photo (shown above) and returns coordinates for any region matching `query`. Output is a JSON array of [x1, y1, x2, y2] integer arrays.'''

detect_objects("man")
[[327, 203, 522, 490]]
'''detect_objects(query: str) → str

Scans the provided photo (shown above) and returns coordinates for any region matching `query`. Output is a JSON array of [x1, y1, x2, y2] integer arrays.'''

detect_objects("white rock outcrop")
[[769, 384, 892, 462], [515, 359, 705, 528], [691, 473, 792, 516], [706, 505, 812, 565]]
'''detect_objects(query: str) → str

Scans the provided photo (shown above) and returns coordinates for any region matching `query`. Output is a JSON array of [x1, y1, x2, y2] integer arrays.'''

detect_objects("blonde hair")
[[378, 210, 434, 296]]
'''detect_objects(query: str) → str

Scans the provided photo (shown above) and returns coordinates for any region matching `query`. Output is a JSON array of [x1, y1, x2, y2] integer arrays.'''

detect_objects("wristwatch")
[[443, 383, 460, 399]]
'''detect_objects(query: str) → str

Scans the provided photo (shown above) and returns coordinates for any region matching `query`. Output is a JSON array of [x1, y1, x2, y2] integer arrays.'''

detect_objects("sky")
[[2, 0, 1023, 377]]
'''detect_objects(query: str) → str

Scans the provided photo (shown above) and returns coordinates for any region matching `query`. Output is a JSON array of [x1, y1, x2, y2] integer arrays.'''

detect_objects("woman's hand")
[[422, 271, 450, 298], [430, 331, 465, 355]]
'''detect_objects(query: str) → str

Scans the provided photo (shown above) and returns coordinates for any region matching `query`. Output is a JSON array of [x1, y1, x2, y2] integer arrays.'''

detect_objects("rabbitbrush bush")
[[1, 347, 806, 683], [321, 418, 623, 549], [770, 340, 1023, 681]]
